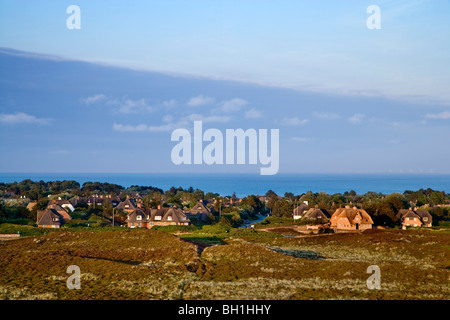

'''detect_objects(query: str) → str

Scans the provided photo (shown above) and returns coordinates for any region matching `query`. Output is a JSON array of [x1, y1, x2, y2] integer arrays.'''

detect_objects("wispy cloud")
[[113, 98, 155, 114], [425, 111, 450, 120], [187, 95, 215, 107], [245, 108, 262, 119], [277, 117, 308, 126], [313, 112, 340, 120], [348, 113, 365, 124], [80, 94, 107, 104], [81, 94, 155, 114], [0, 112, 51, 125], [218, 98, 248, 113]]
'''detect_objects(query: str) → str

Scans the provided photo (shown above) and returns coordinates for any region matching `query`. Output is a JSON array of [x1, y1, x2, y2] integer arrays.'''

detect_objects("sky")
[[0, 1, 449, 174]]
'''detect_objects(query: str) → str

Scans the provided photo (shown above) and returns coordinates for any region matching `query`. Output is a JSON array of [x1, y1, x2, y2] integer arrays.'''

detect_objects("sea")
[[1, 173, 449, 198]]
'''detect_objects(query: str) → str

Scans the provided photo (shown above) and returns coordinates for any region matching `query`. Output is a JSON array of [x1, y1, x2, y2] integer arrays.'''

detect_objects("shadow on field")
[[268, 246, 326, 260]]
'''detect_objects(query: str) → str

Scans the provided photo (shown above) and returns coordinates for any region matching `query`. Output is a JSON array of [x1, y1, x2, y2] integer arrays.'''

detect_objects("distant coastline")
[[1, 173, 449, 197]]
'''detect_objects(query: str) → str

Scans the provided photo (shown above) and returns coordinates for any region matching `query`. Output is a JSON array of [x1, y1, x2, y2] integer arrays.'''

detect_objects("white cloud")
[[348, 113, 365, 124], [114, 98, 154, 114], [80, 94, 107, 104], [313, 112, 340, 120], [0, 112, 51, 125], [425, 111, 450, 120], [218, 98, 248, 113], [187, 95, 215, 107], [245, 108, 262, 119], [278, 117, 309, 126]]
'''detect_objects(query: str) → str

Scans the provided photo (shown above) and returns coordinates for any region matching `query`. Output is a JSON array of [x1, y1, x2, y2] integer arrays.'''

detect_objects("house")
[[158, 206, 190, 227], [397, 208, 432, 228], [126, 205, 190, 229], [330, 205, 373, 231], [415, 208, 432, 227], [126, 208, 151, 229], [301, 206, 331, 221], [54, 198, 75, 212], [116, 198, 136, 214], [75, 195, 121, 208], [293, 203, 308, 220], [47, 200, 71, 221], [188, 200, 210, 221], [36, 208, 64, 228]]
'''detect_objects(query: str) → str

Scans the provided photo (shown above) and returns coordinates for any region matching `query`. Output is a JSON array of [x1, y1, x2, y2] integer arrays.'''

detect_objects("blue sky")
[[0, 1, 449, 174]]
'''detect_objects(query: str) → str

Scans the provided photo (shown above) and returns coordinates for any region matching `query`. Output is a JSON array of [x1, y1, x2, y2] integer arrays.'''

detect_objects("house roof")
[[331, 206, 373, 225], [26, 201, 37, 211], [163, 207, 190, 223], [37, 209, 63, 226], [415, 209, 432, 220], [189, 200, 210, 214], [126, 208, 150, 223], [293, 204, 308, 216], [302, 208, 329, 220], [117, 198, 136, 211]]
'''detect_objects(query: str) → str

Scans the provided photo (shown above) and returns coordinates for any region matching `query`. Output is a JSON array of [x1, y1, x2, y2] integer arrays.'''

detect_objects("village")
[[1, 180, 448, 235], [1, 179, 449, 301]]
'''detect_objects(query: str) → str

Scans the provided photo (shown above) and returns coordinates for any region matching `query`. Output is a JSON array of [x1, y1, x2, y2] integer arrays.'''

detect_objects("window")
[[423, 217, 428, 221], [137, 215, 142, 221], [125, 205, 129, 208], [155, 216, 161, 220], [167, 216, 172, 221], [408, 217, 415, 221]]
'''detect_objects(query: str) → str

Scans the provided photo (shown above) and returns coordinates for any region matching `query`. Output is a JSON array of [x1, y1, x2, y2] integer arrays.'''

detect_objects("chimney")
[[314, 204, 319, 209], [137, 203, 142, 208], [157, 204, 161, 209], [345, 205, 350, 209]]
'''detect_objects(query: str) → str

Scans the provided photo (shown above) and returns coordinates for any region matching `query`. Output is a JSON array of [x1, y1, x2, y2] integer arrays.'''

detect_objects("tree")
[[271, 199, 293, 218], [429, 191, 445, 206]]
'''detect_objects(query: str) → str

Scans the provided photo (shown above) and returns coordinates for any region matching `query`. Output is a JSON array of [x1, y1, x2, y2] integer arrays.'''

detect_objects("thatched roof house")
[[116, 198, 136, 213], [330, 206, 373, 231], [188, 200, 210, 221], [126, 206, 190, 229], [302, 207, 331, 221], [397, 208, 432, 228], [293, 203, 308, 219], [37, 208, 64, 228]]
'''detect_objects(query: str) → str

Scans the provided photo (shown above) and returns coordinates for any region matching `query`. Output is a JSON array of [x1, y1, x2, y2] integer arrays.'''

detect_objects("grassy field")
[[0, 226, 449, 300]]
